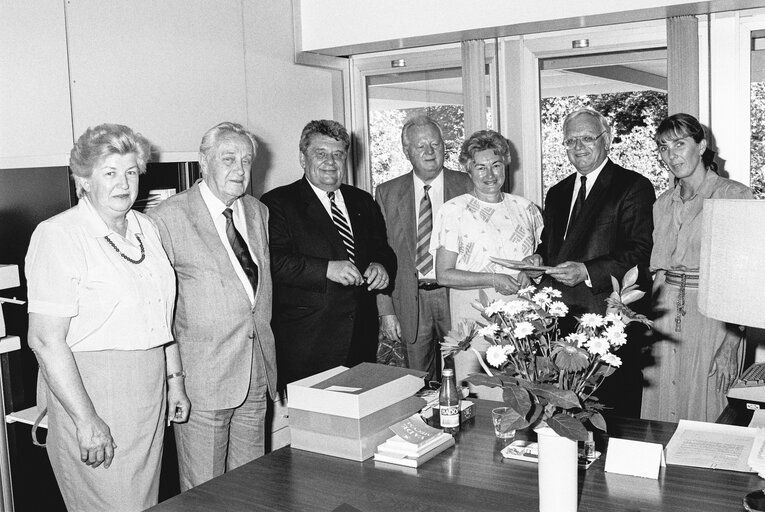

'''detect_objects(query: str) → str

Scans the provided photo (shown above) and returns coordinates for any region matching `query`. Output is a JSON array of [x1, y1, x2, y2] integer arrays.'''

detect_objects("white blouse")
[[25, 198, 175, 352]]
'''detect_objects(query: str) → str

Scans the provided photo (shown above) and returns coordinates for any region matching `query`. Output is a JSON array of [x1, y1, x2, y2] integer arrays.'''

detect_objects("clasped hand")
[[327, 260, 389, 291]]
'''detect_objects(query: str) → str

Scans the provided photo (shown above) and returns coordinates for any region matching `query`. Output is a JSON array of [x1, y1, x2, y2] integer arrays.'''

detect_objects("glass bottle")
[[439, 368, 460, 434]]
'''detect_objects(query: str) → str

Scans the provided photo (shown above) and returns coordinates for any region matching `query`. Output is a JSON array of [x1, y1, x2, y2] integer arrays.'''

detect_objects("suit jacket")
[[374, 169, 473, 344], [148, 182, 277, 410], [260, 177, 396, 387], [536, 159, 655, 317]]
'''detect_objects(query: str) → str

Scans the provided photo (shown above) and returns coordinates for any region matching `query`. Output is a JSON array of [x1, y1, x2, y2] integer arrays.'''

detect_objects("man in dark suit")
[[526, 107, 655, 417], [149, 122, 277, 490], [375, 115, 472, 381], [261, 120, 396, 387]]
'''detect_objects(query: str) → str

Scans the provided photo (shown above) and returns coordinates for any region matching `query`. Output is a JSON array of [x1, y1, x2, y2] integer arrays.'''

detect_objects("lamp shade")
[[0, 265, 19, 291], [698, 199, 765, 328]]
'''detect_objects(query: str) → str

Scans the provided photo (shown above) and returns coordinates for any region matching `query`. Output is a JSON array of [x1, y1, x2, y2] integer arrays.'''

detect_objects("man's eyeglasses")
[[562, 131, 607, 149]]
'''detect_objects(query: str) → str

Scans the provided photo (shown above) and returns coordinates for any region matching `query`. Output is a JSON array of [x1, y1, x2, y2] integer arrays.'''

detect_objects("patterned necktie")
[[566, 175, 587, 239], [415, 184, 433, 275], [222, 208, 258, 295], [328, 191, 356, 264]]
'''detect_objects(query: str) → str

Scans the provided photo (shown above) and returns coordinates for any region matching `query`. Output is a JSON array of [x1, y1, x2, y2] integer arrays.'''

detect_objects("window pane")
[[367, 67, 464, 193], [540, 55, 668, 199], [751, 40, 765, 199]]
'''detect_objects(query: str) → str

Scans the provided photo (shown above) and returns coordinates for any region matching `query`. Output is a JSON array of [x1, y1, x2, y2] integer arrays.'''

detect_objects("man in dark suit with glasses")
[[525, 107, 655, 417]]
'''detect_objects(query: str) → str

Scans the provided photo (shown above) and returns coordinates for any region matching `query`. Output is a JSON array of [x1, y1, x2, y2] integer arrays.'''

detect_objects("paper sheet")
[[665, 419, 756, 472], [750, 409, 765, 428]]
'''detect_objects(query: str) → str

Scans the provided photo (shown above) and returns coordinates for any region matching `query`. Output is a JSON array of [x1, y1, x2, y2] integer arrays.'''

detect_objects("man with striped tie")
[[375, 115, 472, 382], [261, 120, 396, 388]]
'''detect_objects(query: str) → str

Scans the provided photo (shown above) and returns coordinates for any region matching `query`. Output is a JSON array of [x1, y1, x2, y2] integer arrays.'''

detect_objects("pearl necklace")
[[104, 234, 145, 264]]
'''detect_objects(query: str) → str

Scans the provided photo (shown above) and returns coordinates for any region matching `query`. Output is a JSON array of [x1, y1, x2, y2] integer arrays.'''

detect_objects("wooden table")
[[148, 400, 763, 511]]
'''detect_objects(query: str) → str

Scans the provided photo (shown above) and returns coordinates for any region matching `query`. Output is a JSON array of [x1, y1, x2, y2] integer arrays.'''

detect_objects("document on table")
[[665, 419, 756, 472]]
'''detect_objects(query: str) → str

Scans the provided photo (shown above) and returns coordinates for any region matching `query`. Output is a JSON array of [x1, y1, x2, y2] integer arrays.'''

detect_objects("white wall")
[[242, 0, 336, 195], [0, 0, 73, 168], [298, 0, 706, 52]]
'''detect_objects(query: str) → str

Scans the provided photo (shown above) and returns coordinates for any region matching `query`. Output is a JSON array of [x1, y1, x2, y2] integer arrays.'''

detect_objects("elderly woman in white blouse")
[[25, 124, 190, 512], [431, 130, 543, 389]]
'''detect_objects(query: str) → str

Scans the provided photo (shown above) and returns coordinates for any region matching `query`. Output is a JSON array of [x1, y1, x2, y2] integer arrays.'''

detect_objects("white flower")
[[532, 292, 551, 307], [585, 336, 610, 356], [542, 287, 562, 298], [580, 313, 605, 329], [486, 344, 516, 368], [477, 324, 500, 338], [518, 285, 536, 297], [514, 322, 535, 339], [567, 332, 588, 347], [501, 300, 530, 316], [484, 301, 504, 317], [601, 353, 622, 367], [548, 301, 568, 317], [605, 325, 627, 347]]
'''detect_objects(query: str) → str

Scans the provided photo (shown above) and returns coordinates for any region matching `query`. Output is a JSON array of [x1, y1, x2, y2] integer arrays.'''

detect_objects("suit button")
[[348, 314, 354, 321]]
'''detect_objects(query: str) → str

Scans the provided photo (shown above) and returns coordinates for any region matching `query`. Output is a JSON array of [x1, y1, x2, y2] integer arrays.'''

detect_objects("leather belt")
[[418, 281, 442, 291]]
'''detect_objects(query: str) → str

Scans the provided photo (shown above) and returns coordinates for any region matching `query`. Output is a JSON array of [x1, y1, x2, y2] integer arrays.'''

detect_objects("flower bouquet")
[[440, 266, 652, 442]]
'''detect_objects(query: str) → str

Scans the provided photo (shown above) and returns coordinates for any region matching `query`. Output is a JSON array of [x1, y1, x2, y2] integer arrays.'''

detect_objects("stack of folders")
[[374, 414, 455, 468]]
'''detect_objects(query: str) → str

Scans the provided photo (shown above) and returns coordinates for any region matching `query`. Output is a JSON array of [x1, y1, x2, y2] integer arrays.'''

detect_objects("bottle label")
[[440, 405, 459, 427]]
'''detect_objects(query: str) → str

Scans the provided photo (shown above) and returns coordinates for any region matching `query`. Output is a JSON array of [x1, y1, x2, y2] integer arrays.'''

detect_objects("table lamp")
[[698, 199, 765, 330], [0, 265, 22, 339]]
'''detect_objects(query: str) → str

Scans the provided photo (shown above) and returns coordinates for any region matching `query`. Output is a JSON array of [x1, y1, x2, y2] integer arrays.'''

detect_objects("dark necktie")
[[566, 175, 587, 239], [328, 191, 356, 264], [415, 184, 433, 275], [222, 208, 258, 296]]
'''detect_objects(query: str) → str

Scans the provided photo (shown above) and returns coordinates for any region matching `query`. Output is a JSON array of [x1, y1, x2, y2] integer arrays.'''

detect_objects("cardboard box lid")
[[287, 363, 426, 419]]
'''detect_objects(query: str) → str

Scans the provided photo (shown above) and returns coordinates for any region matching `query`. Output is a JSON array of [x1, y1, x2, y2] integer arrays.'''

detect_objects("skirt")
[[43, 347, 166, 512]]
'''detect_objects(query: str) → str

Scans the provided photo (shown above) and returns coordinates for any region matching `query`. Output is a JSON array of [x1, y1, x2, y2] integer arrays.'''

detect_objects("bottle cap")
[[442, 369, 454, 376]]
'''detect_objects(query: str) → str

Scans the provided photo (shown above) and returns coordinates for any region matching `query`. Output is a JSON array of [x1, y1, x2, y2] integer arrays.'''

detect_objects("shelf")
[[6, 405, 47, 430], [0, 336, 19, 355]]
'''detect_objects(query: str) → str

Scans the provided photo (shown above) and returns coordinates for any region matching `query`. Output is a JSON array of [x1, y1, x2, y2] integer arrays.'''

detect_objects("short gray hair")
[[69, 123, 151, 199], [562, 107, 611, 137], [199, 122, 258, 160], [401, 115, 443, 148]]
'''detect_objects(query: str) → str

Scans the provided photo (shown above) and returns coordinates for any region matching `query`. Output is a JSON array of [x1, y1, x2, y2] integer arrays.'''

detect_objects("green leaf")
[[503, 384, 532, 416], [622, 266, 639, 289], [547, 413, 589, 441], [610, 275, 620, 294], [589, 411, 607, 432], [478, 288, 490, 306], [499, 407, 531, 430], [465, 374, 503, 388], [620, 289, 645, 305], [527, 402, 545, 426], [529, 384, 581, 410]]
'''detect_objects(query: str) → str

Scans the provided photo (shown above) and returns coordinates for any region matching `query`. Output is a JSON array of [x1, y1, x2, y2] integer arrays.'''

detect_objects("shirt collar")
[[77, 196, 142, 238], [670, 170, 719, 203], [200, 180, 240, 217], [577, 158, 608, 184], [307, 179, 342, 202], [412, 169, 444, 191]]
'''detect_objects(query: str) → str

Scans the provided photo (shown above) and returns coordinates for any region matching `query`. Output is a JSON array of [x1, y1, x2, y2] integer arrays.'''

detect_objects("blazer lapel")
[[393, 172, 417, 253], [187, 184, 251, 303], [559, 161, 614, 259], [299, 178, 346, 259]]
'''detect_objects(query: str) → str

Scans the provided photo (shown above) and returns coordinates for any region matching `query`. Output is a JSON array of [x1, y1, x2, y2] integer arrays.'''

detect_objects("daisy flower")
[[502, 300, 530, 317], [604, 325, 627, 347], [567, 332, 588, 347], [548, 301, 568, 317], [477, 324, 499, 338], [484, 300, 504, 317], [585, 336, 610, 356], [532, 292, 551, 307], [601, 353, 623, 367], [518, 285, 536, 297], [542, 287, 562, 298], [513, 322, 535, 339], [580, 313, 605, 329], [486, 345, 510, 367], [551, 339, 589, 372]]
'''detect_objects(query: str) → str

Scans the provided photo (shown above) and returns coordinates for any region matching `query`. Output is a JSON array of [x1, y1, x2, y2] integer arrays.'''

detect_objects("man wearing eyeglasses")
[[524, 107, 655, 417], [261, 120, 396, 388]]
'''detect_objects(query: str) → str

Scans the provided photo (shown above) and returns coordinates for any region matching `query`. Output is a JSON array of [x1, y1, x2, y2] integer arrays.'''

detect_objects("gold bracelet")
[[167, 370, 186, 381]]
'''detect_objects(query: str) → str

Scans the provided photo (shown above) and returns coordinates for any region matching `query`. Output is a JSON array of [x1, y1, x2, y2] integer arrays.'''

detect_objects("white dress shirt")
[[413, 170, 444, 280], [199, 181, 257, 305], [307, 180, 354, 237]]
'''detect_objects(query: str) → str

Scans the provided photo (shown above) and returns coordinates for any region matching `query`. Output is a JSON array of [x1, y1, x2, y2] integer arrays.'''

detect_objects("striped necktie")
[[328, 191, 355, 264], [222, 208, 258, 295], [415, 184, 433, 275]]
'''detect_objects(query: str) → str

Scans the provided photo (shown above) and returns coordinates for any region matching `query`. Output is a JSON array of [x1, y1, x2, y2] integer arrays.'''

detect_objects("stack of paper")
[[374, 414, 455, 468]]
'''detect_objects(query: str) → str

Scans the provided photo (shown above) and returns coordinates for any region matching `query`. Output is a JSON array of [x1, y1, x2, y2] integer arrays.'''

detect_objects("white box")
[[287, 363, 425, 419]]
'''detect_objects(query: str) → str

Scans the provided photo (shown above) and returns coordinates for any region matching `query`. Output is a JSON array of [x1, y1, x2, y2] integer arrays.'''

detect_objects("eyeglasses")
[[562, 131, 607, 149]]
